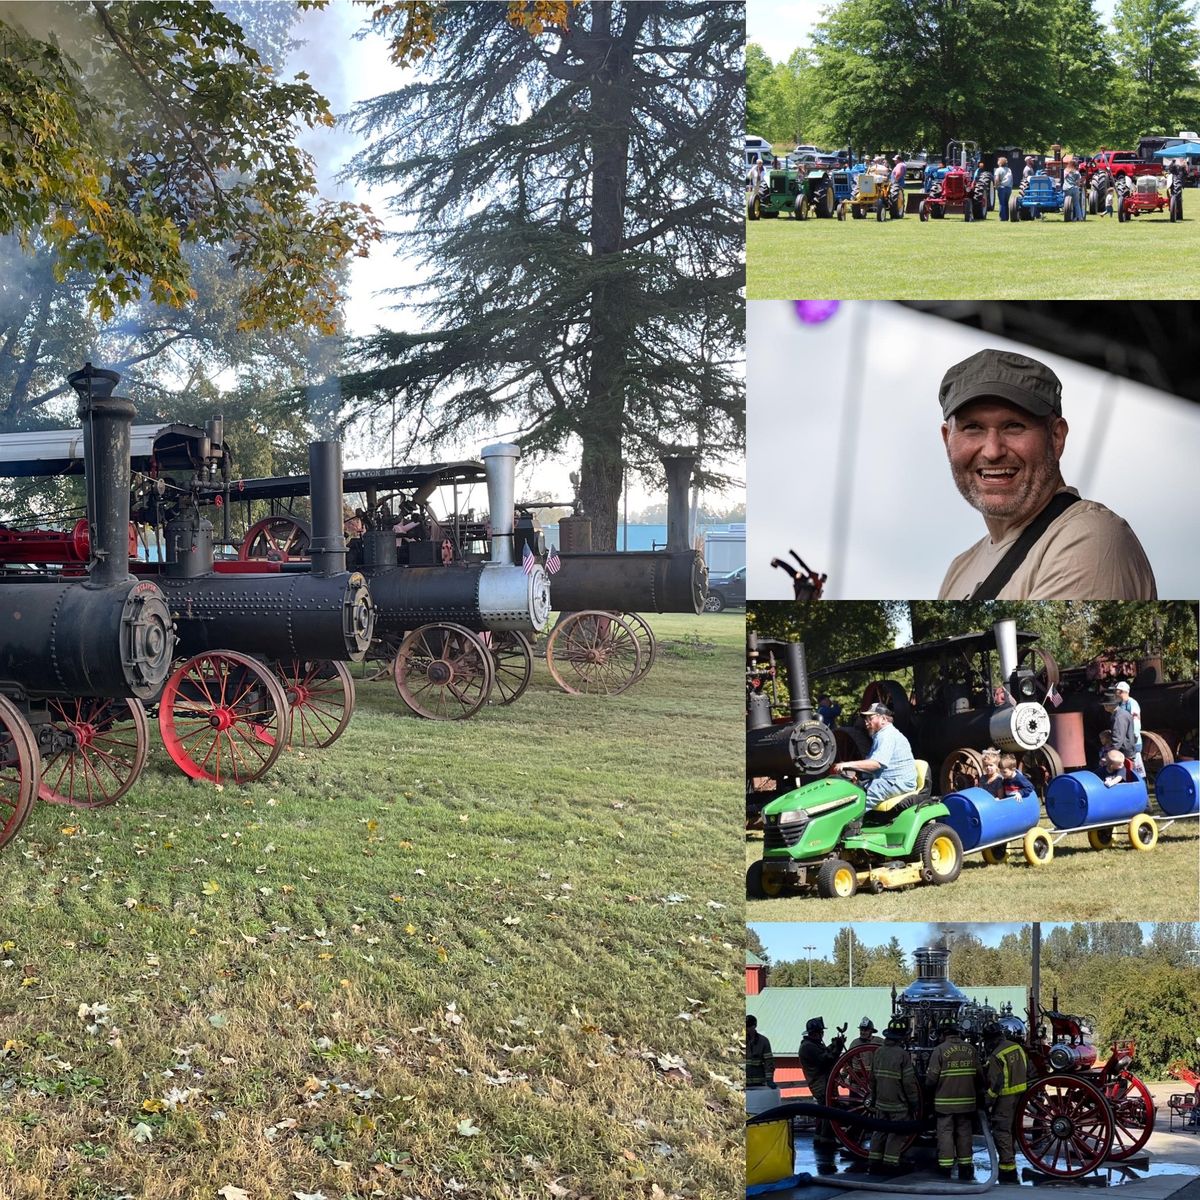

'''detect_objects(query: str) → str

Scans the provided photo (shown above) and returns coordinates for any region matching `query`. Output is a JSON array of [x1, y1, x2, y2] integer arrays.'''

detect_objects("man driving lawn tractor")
[[748, 702, 964, 901]]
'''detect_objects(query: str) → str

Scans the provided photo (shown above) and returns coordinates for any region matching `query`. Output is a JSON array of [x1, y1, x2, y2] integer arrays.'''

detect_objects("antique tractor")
[[920, 142, 992, 220], [794, 169, 836, 219], [1008, 172, 1069, 221], [836, 165, 899, 221], [0, 365, 177, 839], [1115, 174, 1178, 222], [826, 946, 1156, 1178]]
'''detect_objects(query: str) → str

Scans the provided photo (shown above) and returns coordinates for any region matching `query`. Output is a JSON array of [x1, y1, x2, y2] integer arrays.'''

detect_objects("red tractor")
[[1114, 173, 1182, 222], [918, 141, 992, 221]]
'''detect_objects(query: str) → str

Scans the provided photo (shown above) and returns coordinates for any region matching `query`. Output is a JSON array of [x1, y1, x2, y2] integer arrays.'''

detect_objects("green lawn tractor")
[[746, 760, 964, 899]]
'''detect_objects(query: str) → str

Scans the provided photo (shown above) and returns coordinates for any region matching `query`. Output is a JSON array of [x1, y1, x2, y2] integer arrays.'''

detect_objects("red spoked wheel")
[[617, 612, 657, 684], [38, 697, 149, 808], [482, 631, 534, 706], [1018, 1074, 1114, 1177], [545, 611, 642, 696], [0, 696, 39, 849], [939, 746, 984, 795], [1022, 744, 1065, 801], [158, 652, 290, 784], [238, 515, 311, 562], [826, 1044, 922, 1159], [394, 623, 494, 720], [1102, 1070, 1155, 1160], [273, 660, 356, 749]]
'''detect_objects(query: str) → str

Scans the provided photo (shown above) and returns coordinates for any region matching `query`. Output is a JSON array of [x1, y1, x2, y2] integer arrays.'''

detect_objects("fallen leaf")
[[456, 1118, 481, 1137], [218, 1188, 251, 1200], [131, 1121, 154, 1144], [201, 881, 220, 896]]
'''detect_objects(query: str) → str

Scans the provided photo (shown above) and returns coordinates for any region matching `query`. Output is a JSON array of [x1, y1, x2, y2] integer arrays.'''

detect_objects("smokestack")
[[786, 641, 815, 724], [68, 363, 132, 590], [993, 619, 1019, 695], [481, 443, 519, 565], [308, 441, 347, 577], [661, 449, 696, 552]]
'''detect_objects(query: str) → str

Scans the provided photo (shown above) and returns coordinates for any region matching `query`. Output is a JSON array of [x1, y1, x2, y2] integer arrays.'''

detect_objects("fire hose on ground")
[[746, 1101, 999, 1195]]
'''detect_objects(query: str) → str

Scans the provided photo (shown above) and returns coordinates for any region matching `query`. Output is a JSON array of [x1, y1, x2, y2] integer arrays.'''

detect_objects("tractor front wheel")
[[874, 197, 886, 221], [1008, 194, 1021, 222], [917, 823, 963, 885], [747, 859, 787, 900], [817, 857, 859, 899], [918, 200, 929, 221]]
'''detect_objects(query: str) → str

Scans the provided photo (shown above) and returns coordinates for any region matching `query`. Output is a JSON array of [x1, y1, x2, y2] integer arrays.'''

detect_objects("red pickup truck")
[[1084, 150, 1163, 182]]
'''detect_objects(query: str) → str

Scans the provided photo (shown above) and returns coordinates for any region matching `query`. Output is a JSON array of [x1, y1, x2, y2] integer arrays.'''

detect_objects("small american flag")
[[1048, 686, 1063, 708], [522, 543, 536, 574], [545, 545, 561, 575]]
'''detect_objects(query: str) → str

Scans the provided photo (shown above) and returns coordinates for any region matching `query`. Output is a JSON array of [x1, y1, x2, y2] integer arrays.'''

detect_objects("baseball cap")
[[1115, 681, 1131, 693], [861, 702, 892, 717], [939, 348, 1064, 420]]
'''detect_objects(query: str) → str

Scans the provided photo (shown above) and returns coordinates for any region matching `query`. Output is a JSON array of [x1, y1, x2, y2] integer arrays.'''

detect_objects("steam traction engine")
[[826, 946, 1155, 1178], [0, 365, 176, 834]]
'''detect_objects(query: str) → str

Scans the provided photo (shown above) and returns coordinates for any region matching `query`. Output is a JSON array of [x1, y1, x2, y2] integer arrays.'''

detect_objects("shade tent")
[[1154, 142, 1200, 156]]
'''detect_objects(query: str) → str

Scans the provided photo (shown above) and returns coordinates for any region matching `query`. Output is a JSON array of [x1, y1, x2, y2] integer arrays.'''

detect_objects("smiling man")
[[937, 349, 1157, 600]]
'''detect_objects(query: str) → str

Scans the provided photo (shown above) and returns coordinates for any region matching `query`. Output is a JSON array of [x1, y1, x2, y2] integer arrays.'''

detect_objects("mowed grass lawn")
[[0, 613, 742, 1200], [746, 816, 1198, 922], [746, 202, 1200, 298]]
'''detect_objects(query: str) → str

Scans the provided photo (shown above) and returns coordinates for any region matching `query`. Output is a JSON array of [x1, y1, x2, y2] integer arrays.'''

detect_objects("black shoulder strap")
[[969, 492, 1082, 601]]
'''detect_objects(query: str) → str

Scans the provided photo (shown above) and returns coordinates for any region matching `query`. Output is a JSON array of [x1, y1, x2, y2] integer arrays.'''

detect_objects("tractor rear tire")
[[917, 823, 963, 886], [817, 857, 859, 900], [1008, 194, 1021, 222]]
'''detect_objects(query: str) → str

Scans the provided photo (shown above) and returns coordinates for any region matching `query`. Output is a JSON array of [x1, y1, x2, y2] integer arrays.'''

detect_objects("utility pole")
[[804, 945, 816, 987]]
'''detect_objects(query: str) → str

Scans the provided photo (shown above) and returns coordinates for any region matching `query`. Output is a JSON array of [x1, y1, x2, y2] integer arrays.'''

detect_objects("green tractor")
[[746, 760, 965, 899]]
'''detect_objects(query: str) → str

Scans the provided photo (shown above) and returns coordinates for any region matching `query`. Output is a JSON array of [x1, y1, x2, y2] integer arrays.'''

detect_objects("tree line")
[[748, 0, 1200, 158]]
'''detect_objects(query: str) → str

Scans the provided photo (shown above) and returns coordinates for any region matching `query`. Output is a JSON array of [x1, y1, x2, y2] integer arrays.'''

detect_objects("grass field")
[[0, 614, 742, 1200], [746, 202, 1200, 298], [746, 818, 1198, 922]]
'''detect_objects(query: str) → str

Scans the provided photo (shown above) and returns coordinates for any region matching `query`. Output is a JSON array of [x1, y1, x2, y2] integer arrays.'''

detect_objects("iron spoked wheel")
[[394, 623, 494, 720], [273, 660, 355, 749], [237, 515, 311, 562], [1103, 1070, 1155, 1160], [0, 696, 40, 850], [158, 652, 290, 784], [1140, 730, 1174, 781], [485, 631, 534, 706], [827, 1044, 921, 1159], [939, 746, 985, 795], [545, 611, 642, 697], [1018, 1075, 1114, 1178], [38, 697, 149, 809], [1022, 744, 1065, 800], [617, 612, 657, 684]]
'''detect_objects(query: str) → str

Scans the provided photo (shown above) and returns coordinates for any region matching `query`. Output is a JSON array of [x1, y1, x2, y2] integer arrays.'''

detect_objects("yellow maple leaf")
[[201, 881, 220, 896], [141, 1097, 165, 1113], [404, 924, 417, 935]]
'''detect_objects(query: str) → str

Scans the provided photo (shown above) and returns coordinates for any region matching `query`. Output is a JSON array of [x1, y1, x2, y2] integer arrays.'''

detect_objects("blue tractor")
[[1008, 171, 1071, 221]]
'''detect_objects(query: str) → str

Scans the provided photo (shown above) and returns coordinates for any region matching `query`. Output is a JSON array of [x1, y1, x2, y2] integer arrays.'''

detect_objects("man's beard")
[[950, 441, 1061, 524]]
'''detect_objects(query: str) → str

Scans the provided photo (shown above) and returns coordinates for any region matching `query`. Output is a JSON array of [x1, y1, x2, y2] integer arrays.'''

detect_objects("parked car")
[[704, 566, 745, 612]]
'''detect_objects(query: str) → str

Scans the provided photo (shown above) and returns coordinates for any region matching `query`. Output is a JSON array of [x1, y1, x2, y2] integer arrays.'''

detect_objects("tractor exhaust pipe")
[[481, 442, 519, 565], [68, 363, 133, 590], [308, 440, 347, 577], [661, 449, 696, 552]]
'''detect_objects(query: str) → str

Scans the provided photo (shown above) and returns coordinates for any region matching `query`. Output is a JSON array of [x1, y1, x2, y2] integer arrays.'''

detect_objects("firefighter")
[[925, 1018, 981, 1181], [799, 1016, 845, 1145], [867, 1018, 919, 1176], [746, 1014, 776, 1090], [983, 1021, 1027, 1185], [851, 1017, 884, 1049]]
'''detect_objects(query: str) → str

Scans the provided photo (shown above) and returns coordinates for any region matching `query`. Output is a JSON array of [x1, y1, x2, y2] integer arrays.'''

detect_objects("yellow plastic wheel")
[[1128, 813, 1158, 852], [1023, 827, 1054, 866], [1087, 826, 1115, 851], [981, 844, 1009, 866]]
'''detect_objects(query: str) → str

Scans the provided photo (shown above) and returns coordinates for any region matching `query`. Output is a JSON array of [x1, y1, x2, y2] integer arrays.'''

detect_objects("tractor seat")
[[862, 760, 931, 826]]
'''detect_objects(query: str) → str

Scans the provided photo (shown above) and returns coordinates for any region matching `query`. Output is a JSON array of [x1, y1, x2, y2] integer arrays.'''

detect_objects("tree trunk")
[[577, 0, 641, 550]]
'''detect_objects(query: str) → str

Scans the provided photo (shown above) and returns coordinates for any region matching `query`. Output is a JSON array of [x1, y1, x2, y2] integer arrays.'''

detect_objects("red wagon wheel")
[[1102, 1070, 1155, 1160], [1022, 744, 1065, 800], [0, 696, 39, 850], [158, 652, 290, 784], [617, 612, 657, 684], [1140, 730, 1174, 780], [484, 631, 534, 706], [393, 623, 494, 720], [545, 611, 642, 696], [826, 1044, 922, 1159], [1018, 1075, 1114, 1177], [238, 515, 311, 562], [273, 660, 356, 749], [38, 697, 149, 809]]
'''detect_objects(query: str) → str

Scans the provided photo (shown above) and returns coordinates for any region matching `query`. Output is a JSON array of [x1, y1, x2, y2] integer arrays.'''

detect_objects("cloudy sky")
[[747, 301, 1200, 599]]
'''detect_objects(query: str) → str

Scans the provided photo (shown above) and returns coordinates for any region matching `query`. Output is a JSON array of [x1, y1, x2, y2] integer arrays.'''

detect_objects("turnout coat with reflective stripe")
[[986, 1039, 1028, 1100], [868, 1042, 920, 1113], [747, 1031, 775, 1087], [926, 1037, 981, 1113]]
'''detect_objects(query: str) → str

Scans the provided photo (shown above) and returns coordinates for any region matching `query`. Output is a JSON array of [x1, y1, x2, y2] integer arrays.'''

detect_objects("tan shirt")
[[938, 488, 1157, 601]]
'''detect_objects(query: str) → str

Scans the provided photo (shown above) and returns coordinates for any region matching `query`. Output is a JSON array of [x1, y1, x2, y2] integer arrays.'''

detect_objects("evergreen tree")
[[340, 2, 744, 548]]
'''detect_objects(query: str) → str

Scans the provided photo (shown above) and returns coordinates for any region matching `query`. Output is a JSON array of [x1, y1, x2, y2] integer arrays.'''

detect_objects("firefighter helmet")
[[806, 1017, 826, 1036]]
